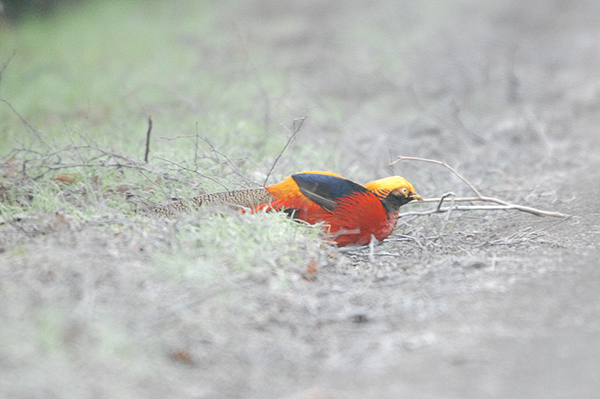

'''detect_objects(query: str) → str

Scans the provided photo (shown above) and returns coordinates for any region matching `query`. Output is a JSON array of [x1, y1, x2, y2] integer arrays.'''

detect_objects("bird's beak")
[[410, 193, 423, 201]]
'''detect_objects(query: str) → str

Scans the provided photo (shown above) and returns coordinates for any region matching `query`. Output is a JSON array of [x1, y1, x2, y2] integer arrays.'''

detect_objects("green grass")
[[0, 0, 343, 225], [0, 8, 344, 370], [0, 0, 336, 327], [154, 210, 324, 285], [0, 0, 333, 170]]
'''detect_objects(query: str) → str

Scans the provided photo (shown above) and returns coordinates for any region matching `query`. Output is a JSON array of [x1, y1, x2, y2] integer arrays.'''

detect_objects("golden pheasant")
[[153, 171, 421, 246]]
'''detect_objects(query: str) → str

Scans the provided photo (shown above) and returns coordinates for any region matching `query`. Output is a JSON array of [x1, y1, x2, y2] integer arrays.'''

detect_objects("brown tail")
[[152, 188, 274, 217]]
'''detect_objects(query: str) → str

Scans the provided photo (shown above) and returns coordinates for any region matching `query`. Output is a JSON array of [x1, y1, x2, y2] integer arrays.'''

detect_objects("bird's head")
[[364, 176, 422, 211]]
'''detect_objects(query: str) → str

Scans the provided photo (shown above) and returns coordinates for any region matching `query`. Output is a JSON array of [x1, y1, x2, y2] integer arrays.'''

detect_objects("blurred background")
[[4, 0, 597, 190], [1, 0, 82, 21]]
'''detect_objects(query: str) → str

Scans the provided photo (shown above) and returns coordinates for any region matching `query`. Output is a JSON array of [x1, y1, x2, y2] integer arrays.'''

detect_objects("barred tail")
[[152, 188, 274, 217]]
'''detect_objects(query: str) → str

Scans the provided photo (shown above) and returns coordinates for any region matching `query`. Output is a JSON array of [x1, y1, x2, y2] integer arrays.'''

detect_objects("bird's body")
[[153, 171, 421, 246]]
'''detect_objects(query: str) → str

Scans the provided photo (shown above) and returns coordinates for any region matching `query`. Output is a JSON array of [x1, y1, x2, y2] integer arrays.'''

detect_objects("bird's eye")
[[402, 188, 408, 194]]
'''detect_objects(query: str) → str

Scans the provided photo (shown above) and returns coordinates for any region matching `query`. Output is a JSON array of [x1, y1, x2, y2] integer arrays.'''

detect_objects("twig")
[[13, 144, 188, 183], [440, 193, 456, 233], [157, 134, 252, 186], [0, 50, 17, 86], [139, 170, 169, 201], [436, 192, 456, 212], [144, 115, 152, 163], [399, 205, 569, 218], [31, 162, 156, 180], [26, 145, 141, 180], [196, 136, 252, 186], [393, 156, 571, 219], [392, 156, 482, 197], [0, 98, 48, 146], [264, 116, 307, 186], [152, 155, 229, 191], [194, 122, 200, 172]]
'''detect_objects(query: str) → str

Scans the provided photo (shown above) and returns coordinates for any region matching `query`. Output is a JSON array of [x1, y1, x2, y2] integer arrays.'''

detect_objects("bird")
[[153, 171, 421, 246]]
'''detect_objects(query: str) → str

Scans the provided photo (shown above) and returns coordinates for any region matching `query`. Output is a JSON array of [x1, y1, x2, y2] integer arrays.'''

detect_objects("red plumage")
[[254, 172, 421, 246]]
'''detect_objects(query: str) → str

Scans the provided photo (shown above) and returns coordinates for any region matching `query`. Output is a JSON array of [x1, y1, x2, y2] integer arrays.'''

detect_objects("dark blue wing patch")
[[292, 173, 372, 211]]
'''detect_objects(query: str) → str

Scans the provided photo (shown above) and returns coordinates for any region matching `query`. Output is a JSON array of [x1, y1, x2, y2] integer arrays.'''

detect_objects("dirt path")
[[210, 1, 600, 397]]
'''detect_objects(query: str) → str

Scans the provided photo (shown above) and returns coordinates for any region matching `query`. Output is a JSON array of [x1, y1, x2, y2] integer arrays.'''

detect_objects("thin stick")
[[196, 136, 251, 186], [159, 134, 251, 185], [194, 122, 200, 172], [393, 156, 571, 219], [152, 155, 229, 191], [31, 162, 156, 180], [0, 99, 48, 146], [263, 116, 307, 186], [0, 50, 17, 84], [139, 170, 169, 202], [27, 145, 148, 180], [144, 115, 152, 163], [392, 156, 482, 197], [436, 192, 456, 212], [399, 205, 570, 218]]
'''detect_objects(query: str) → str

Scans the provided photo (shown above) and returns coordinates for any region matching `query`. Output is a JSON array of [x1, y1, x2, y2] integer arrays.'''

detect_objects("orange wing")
[[259, 172, 399, 246], [257, 171, 344, 215]]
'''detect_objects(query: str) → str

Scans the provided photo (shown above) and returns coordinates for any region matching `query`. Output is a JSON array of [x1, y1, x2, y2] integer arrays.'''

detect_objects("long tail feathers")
[[152, 188, 274, 217]]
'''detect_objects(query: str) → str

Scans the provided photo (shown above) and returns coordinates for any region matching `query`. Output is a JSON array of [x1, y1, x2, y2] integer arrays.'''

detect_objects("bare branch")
[[0, 50, 17, 85], [196, 136, 252, 186], [194, 122, 200, 172], [393, 156, 571, 219], [31, 162, 155, 181], [144, 115, 152, 163], [152, 155, 229, 191], [158, 134, 253, 187], [0, 98, 48, 146], [392, 156, 482, 197], [399, 204, 570, 218], [264, 116, 307, 186]]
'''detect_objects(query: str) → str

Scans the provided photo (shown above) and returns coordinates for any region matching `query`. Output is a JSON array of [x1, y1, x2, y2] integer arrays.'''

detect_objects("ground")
[[1, 0, 600, 398]]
